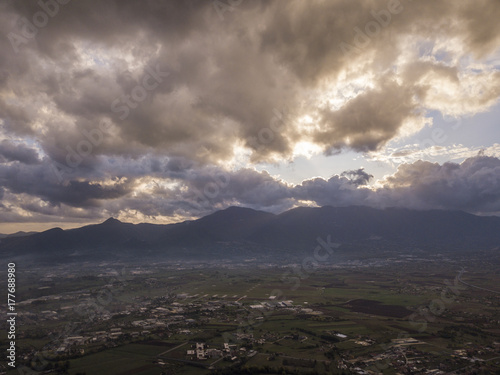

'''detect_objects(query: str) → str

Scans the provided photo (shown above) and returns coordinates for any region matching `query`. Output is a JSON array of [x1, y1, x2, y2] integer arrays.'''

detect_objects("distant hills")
[[1, 206, 499, 264], [0, 231, 37, 239]]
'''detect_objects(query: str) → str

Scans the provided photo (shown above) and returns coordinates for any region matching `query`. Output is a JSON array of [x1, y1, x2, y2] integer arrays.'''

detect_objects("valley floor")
[[1, 253, 499, 374]]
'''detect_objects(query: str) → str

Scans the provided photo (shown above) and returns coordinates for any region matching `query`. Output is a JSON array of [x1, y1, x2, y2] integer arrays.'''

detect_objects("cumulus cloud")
[[2, 151, 500, 225], [378, 156, 500, 213], [0, 0, 499, 227]]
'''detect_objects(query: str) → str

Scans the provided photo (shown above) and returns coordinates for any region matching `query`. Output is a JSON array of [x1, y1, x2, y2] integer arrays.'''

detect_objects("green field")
[[3, 260, 500, 374]]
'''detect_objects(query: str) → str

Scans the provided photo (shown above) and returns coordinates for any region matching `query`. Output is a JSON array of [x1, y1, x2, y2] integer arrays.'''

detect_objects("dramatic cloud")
[[0, 140, 40, 164], [314, 79, 419, 153], [341, 168, 374, 187], [0, 0, 499, 229], [378, 155, 500, 213]]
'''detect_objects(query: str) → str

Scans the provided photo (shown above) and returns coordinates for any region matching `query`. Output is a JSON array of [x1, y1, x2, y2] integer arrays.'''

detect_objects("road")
[[457, 270, 500, 295], [157, 341, 189, 357]]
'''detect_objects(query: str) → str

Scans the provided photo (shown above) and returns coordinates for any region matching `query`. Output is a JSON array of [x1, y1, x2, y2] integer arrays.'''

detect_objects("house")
[[65, 336, 88, 345], [195, 342, 207, 360]]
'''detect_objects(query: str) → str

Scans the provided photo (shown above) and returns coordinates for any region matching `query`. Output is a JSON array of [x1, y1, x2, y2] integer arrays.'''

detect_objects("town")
[[1, 253, 499, 374]]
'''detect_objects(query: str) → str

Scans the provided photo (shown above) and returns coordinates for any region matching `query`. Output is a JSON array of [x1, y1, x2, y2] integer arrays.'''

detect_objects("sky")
[[1, 0, 500, 233]]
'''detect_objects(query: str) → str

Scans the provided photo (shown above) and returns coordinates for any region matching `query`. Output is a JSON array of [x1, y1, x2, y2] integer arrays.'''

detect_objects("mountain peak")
[[102, 217, 122, 225]]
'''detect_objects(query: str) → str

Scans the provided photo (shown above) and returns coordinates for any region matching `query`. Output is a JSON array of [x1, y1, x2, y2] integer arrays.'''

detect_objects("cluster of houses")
[[55, 328, 146, 354], [186, 342, 255, 362]]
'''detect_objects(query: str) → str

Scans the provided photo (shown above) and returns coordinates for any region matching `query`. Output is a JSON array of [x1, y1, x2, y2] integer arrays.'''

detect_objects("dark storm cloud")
[[1, 0, 499, 163], [0, 140, 40, 164], [0, 0, 295, 163], [0, 159, 133, 208], [179, 156, 500, 215], [100, 156, 500, 217], [224, 156, 500, 214], [379, 155, 500, 213], [1, 0, 500, 226], [1, 153, 500, 224], [184, 167, 294, 210], [293, 175, 371, 207]]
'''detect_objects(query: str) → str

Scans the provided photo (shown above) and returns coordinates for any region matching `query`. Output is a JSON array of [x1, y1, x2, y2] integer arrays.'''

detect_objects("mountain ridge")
[[1, 205, 499, 264]]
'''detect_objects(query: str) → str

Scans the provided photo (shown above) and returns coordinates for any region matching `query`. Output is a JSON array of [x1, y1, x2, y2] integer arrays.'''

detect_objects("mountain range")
[[1, 206, 499, 264]]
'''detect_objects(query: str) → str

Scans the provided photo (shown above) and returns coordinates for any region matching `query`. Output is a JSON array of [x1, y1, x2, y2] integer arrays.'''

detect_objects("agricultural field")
[[1, 256, 500, 374]]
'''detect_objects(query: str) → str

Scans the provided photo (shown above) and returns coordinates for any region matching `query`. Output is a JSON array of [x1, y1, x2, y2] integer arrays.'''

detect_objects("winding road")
[[457, 269, 500, 295]]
